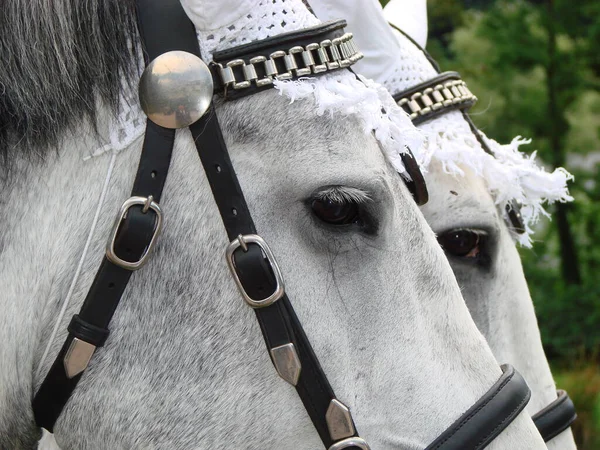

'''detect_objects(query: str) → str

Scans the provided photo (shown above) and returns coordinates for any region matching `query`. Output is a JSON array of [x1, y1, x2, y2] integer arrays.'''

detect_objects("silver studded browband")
[[393, 69, 528, 234], [211, 20, 363, 98], [392, 72, 477, 125]]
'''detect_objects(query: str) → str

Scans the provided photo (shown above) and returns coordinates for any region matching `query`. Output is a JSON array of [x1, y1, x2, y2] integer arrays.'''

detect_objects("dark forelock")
[[0, 0, 139, 167]]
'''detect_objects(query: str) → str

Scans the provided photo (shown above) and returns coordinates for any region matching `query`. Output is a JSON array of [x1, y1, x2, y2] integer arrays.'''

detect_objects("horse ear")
[[180, 0, 256, 31], [383, 0, 428, 49]]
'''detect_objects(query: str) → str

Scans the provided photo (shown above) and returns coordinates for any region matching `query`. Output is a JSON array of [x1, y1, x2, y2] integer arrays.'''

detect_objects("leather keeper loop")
[[234, 244, 279, 302], [68, 314, 110, 347]]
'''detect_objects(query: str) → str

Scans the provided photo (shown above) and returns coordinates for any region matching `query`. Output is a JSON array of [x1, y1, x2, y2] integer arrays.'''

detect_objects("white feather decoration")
[[274, 73, 424, 180]]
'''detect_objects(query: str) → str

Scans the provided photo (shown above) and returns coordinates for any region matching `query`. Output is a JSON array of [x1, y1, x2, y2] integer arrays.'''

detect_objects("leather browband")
[[211, 20, 363, 100], [32, 2, 532, 449], [392, 72, 477, 126], [425, 365, 530, 450], [532, 390, 577, 442]]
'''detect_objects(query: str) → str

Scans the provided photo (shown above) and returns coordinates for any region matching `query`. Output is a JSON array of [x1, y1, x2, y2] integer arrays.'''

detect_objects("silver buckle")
[[328, 437, 371, 450], [106, 196, 163, 271], [225, 234, 285, 308]]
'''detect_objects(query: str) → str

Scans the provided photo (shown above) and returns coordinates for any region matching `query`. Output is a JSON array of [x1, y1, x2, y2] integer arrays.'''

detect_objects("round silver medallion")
[[139, 51, 213, 129]]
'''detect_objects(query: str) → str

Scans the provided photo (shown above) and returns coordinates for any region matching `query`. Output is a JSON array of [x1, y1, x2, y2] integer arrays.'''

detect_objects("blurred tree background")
[[380, 0, 600, 447]]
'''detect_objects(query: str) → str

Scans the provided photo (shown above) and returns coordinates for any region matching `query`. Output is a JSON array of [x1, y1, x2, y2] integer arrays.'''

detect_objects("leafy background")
[[380, 0, 600, 447]]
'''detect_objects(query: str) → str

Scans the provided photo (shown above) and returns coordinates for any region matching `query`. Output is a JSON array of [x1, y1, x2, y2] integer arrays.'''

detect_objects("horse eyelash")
[[311, 186, 372, 205]]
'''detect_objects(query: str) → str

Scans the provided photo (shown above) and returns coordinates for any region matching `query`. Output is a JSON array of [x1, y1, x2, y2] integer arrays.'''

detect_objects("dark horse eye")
[[311, 198, 360, 225], [438, 229, 481, 258]]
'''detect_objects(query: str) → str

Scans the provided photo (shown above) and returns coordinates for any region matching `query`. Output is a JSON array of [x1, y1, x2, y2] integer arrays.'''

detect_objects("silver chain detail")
[[397, 79, 477, 121], [216, 33, 363, 93]]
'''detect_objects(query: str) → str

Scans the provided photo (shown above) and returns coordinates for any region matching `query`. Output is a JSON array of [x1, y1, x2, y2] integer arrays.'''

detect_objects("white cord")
[[35, 152, 118, 380]]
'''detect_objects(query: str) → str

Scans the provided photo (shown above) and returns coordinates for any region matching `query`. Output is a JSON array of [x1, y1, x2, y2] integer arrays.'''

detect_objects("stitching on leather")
[[474, 388, 529, 449], [544, 418, 576, 442], [430, 369, 514, 449]]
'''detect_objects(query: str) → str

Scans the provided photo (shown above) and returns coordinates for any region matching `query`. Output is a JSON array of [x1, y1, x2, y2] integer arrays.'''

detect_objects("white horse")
[[310, 0, 577, 449], [0, 0, 547, 449]]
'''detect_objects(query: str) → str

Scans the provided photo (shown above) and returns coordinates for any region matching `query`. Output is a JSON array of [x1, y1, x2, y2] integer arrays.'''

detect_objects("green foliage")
[[554, 365, 600, 450], [521, 240, 600, 359], [426, 0, 599, 342]]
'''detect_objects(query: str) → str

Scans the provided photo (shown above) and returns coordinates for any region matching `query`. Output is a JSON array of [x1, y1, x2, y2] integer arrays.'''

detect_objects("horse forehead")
[[421, 162, 498, 229], [222, 93, 388, 173], [181, 0, 261, 31]]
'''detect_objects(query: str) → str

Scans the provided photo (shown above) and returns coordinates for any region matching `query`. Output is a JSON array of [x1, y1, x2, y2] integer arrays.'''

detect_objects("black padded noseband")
[[532, 390, 577, 442], [425, 365, 530, 450]]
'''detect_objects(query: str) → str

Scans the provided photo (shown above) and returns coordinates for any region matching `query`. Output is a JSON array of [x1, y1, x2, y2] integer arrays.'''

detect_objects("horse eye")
[[311, 198, 361, 226], [438, 229, 482, 258]]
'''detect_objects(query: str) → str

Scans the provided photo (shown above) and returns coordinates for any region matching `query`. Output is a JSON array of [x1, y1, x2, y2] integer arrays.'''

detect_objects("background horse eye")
[[311, 198, 360, 225], [438, 229, 482, 258]]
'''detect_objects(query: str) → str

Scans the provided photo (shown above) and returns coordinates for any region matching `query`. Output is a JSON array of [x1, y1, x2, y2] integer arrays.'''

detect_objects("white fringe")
[[421, 126, 573, 247], [273, 73, 424, 180], [482, 134, 574, 246]]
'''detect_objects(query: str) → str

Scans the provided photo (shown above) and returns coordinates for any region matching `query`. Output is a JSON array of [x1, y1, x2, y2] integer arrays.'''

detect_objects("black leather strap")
[[400, 149, 429, 206], [184, 12, 360, 447], [33, 122, 174, 431], [532, 390, 577, 442], [32, 0, 184, 433], [231, 243, 344, 447], [425, 364, 530, 450], [189, 103, 357, 450]]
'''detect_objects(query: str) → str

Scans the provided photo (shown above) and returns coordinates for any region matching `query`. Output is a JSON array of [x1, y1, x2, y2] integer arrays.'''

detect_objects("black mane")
[[0, 0, 139, 164]]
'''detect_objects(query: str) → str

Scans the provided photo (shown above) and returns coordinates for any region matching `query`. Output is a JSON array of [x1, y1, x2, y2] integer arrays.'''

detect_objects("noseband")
[[33, 2, 532, 448], [390, 25, 577, 443]]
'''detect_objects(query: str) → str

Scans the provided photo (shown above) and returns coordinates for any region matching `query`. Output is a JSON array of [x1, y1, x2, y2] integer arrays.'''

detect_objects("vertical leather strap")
[[33, 122, 175, 431], [32, 0, 189, 433], [189, 107, 358, 449]]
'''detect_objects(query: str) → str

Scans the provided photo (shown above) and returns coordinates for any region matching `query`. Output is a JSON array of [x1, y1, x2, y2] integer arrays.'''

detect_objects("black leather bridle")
[[32, 2, 534, 449], [389, 24, 578, 444]]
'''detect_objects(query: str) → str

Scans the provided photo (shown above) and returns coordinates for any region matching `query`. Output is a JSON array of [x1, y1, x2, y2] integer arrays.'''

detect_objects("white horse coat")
[[0, 0, 547, 449]]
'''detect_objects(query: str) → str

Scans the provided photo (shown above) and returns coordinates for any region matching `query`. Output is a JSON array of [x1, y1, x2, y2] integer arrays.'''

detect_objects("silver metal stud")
[[270, 343, 301, 386], [326, 399, 356, 441], [139, 51, 213, 129], [63, 338, 96, 379]]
